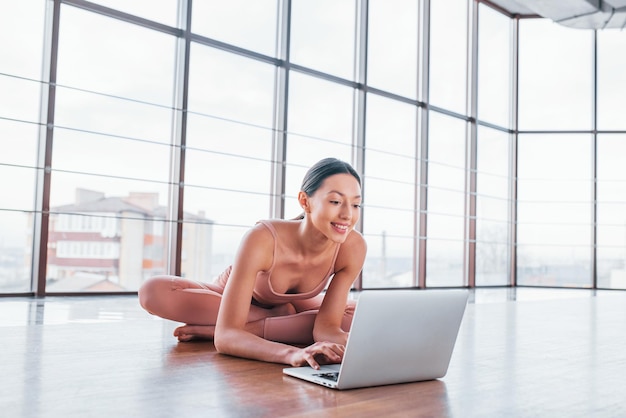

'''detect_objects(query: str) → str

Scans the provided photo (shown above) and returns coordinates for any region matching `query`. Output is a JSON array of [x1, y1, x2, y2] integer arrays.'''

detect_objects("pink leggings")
[[138, 275, 356, 345]]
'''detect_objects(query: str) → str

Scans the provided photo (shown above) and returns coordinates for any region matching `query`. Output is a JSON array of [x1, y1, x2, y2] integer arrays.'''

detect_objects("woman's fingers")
[[302, 342, 345, 369]]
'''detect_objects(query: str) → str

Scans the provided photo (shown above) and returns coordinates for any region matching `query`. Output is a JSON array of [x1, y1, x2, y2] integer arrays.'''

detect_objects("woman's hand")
[[289, 341, 346, 370]]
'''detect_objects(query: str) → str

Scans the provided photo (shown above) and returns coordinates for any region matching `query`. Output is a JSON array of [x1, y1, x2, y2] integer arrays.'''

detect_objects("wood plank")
[[1, 289, 625, 417]]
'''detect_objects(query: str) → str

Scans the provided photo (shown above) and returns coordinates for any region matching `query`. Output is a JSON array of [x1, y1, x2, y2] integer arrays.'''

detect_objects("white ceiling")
[[484, 0, 626, 29], [485, 0, 536, 16]]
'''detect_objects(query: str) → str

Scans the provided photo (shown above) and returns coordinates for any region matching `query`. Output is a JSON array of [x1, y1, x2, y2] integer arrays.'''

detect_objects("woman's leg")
[[291, 294, 356, 331], [138, 275, 299, 341], [138, 275, 223, 325], [262, 297, 357, 344], [138, 275, 223, 341]]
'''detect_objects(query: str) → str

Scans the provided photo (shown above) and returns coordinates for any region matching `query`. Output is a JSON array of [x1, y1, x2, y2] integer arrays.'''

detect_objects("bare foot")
[[174, 324, 215, 342]]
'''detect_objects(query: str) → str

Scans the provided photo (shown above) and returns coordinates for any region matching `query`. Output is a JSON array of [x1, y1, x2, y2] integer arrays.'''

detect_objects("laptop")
[[283, 289, 469, 390]]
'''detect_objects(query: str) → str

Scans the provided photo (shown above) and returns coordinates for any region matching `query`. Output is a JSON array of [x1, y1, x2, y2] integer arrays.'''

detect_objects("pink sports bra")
[[215, 220, 340, 305]]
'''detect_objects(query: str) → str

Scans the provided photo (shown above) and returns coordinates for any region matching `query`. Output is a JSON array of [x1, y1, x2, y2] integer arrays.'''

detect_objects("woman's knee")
[[138, 275, 176, 314]]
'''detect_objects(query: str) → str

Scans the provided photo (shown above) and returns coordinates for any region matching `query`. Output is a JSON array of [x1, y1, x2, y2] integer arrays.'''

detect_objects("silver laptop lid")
[[336, 289, 468, 389]]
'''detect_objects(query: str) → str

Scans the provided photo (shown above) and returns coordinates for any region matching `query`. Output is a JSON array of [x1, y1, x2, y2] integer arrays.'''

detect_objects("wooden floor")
[[1, 288, 626, 418]]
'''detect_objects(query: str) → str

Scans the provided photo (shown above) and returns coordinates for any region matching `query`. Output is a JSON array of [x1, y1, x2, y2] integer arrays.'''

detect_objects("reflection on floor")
[[2, 287, 625, 417], [0, 286, 606, 327]]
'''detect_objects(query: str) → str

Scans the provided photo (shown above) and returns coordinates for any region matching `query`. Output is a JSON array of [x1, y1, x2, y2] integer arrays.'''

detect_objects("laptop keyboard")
[[313, 372, 339, 382]]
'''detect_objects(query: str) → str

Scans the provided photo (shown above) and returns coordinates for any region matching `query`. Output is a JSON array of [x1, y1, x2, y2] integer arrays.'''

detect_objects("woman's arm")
[[213, 225, 345, 368], [313, 230, 367, 345]]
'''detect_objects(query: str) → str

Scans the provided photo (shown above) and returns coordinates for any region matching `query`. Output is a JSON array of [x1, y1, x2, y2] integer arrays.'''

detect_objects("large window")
[[185, 44, 276, 279], [361, 94, 417, 288], [477, 3, 511, 128], [289, 0, 356, 81], [597, 135, 626, 289], [429, 0, 469, 115], [46, 5, 177, 292], [367, 0, 418, 99], [518, 19, 594, 131], [426, 112, 468, 287], [475, 127, 511, 286], [3, 1, 626, 295], [597, 31, 626, 131], [284, 72, 355, 216], [192, 0, 278, 57], [516, 134, 593, 287]]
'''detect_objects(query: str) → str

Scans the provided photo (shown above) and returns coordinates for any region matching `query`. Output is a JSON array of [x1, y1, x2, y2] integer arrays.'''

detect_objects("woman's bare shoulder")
[[244, 221, 275, 243], [257, 218, 301, 235], [335, 229, 367, 269], [226, 224, 275, 276], [345, 228, 366, 249]]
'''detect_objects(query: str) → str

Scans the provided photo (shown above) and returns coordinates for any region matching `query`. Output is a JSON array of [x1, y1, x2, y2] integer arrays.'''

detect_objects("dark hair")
[[293, 158, 361, 220], [301, 158, 361, 196]]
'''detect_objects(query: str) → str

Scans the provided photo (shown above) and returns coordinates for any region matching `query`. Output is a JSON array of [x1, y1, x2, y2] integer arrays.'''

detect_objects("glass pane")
[[364, 177, 415, 213], [365, 93, 417, 155], [186, 224, 249, 282], [596, 134, 626, 289], [477, 4, 511, 127], [185, 162, 273, 223], [0, 74, 41, 124], [517, 245, 591, 288], [285, 72, 355, 199], [428, 112, 467, 200], [188, 44, 276, 128], [88, 0, 179, 27], [363, 95, 418, 252], [49, 7, 177, 292], [57, 6, 176, 107], [46, 214, 170, 292], [0, 1, 45, 79], [362, 234, 414, 288], [186, 113, 273, 161], [428, 112, 467, 182], [476, 241, 509, 286], [597, 31, 626, 130], [518, 19, 593, 130], [516, 134, 592, 287], [426, 112, 467, 287], [0, 165, 36, 293], [54, 87, 172, 145], [0, 210, 34, 293], [429, 0, 468, 114], [290, 0, 356, 80], [0, 1, 45, 294], [426, 239, 465, 287], [367, 0, 418, 98], [476, 126, 511, 286], [0, 119, 39, 168], [192, 0, 278, 57], [597, 247, 626, 290], [185, 44, 276, 277], [183, 192, 262, 292]]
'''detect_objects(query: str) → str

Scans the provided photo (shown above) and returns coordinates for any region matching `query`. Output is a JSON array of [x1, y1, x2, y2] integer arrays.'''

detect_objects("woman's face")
[[301, 173, 362, 243]]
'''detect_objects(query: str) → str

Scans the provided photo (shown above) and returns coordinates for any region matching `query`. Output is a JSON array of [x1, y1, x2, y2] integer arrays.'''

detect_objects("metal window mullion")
[[509, 16, 519, 287], [351, 0, 368, 290], [591, 30, 598, 289], [417, 0, 431, 289], [466, 0, 479, 288], [33, 0, 61, 296], [167, 0, 191, 276], [353, 0, 367, 176], [62, 0, 182, 37], [270, 0, 291, 219]]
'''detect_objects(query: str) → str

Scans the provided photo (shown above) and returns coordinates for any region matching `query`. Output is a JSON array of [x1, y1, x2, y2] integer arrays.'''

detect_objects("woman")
[[138, 158, 367, 370]]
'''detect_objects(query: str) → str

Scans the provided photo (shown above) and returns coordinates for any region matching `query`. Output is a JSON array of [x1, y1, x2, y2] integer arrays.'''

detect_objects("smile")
[[331, 223, 349, 232]]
